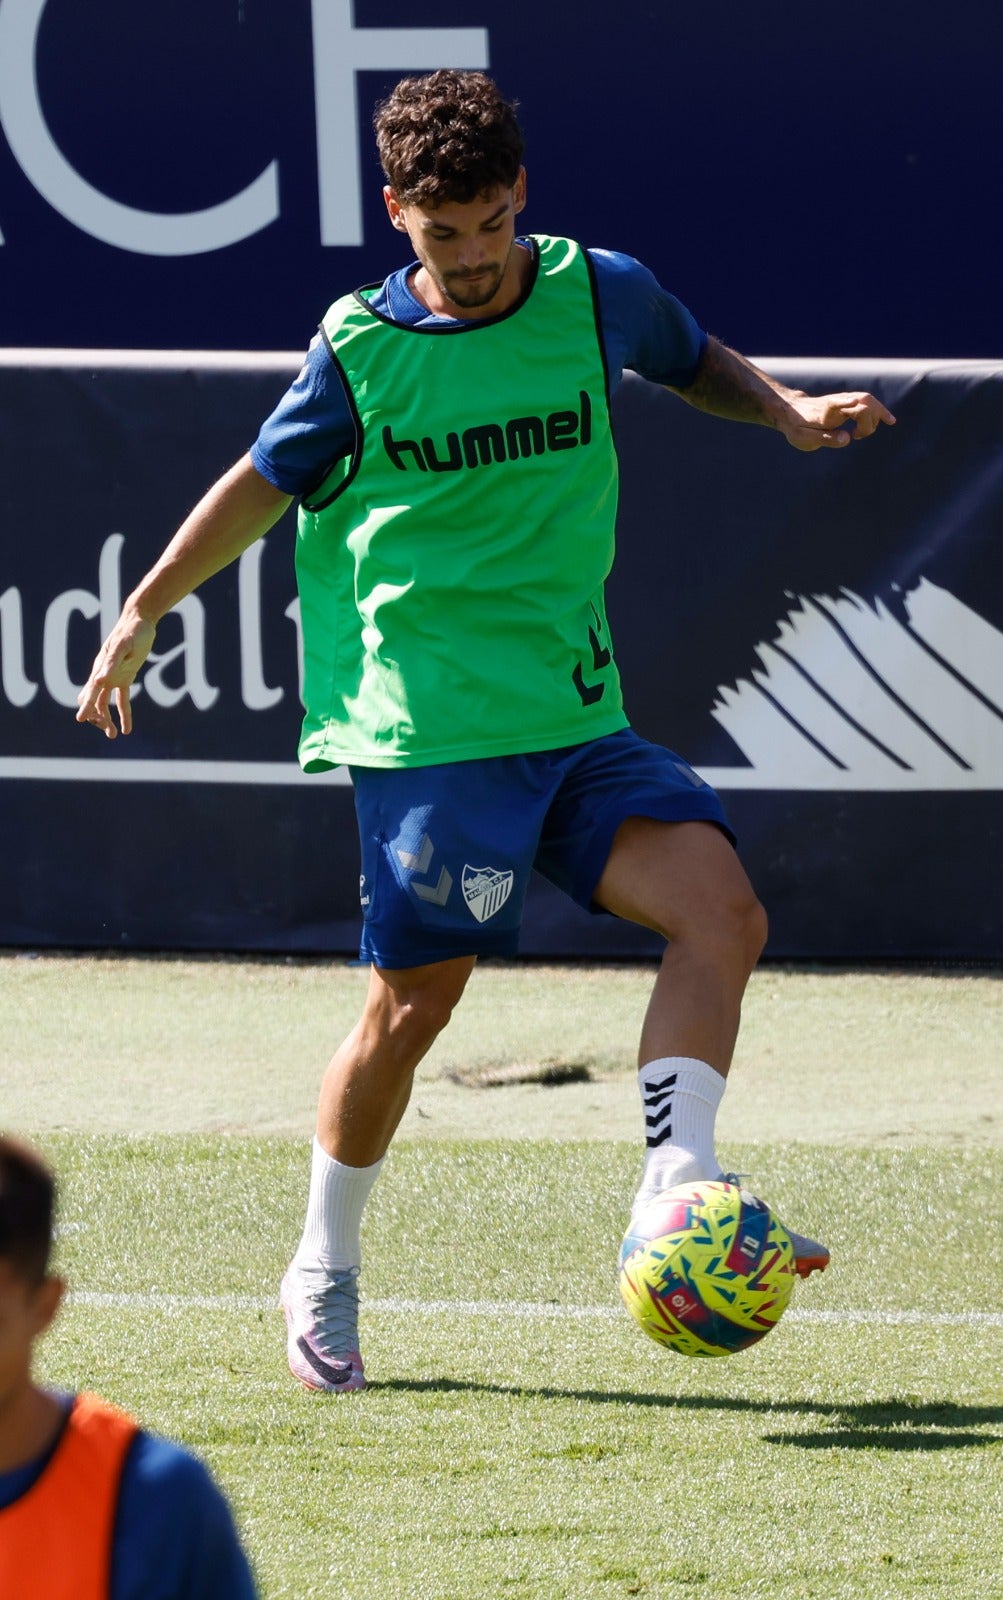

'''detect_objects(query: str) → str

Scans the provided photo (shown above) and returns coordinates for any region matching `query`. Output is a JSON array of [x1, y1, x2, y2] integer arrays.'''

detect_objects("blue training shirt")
[[0, 1396, 258, 1599], [250, 242, 706, 499]]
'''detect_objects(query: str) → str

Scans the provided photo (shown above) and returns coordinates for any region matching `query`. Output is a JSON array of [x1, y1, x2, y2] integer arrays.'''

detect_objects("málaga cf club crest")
[[461, 864, 514, 923]]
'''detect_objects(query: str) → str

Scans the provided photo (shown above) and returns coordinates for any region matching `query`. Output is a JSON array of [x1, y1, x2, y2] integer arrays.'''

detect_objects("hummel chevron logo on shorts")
[[397, 833, 453, 907], [642, 1071, 677, 1147]]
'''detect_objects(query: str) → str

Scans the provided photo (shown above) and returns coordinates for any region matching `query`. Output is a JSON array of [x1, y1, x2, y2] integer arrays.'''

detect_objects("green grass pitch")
[[33, 1137, 1003, 1599], [6, 956, 1003, 1598]]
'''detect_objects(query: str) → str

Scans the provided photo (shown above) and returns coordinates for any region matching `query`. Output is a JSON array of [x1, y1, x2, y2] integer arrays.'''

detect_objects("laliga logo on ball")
[[618, 1180, 796, 1357]]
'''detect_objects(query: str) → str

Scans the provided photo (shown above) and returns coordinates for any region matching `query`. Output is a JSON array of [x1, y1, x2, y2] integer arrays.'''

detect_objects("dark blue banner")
[[0, 1, 998, 358], [2, 354, 1001, 958]]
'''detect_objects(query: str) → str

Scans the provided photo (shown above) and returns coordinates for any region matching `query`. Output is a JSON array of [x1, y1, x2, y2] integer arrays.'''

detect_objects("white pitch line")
[[66, 1292, 1003, 1327]]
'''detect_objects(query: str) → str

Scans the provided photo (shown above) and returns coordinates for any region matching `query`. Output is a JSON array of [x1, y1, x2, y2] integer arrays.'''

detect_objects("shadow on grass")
[[760, 1429, 996, 1450], [365, 1379, 1003, 1451]]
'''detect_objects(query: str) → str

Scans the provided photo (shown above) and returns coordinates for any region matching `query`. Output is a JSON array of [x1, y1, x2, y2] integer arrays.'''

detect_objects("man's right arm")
[[76, 454, 292, 739]]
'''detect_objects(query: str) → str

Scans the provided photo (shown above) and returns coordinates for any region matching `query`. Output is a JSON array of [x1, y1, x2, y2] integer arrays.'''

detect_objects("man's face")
[[384, 170, 528, 319], [0, 1261, 60, 1413]]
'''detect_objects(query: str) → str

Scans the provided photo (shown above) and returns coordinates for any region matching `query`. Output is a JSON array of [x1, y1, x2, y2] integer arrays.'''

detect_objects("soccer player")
[[0, 1136, 258, 1597], [76, 71, 895, 1394]]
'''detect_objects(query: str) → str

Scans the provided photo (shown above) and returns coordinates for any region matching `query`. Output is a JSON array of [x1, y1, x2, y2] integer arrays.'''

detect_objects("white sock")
[[291, 1138, 384, 1274], [633, 1057, 726, 1215]]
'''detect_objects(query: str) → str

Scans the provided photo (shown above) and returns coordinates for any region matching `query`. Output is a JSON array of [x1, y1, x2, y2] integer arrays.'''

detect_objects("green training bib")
[[296, 234, 627, 769]]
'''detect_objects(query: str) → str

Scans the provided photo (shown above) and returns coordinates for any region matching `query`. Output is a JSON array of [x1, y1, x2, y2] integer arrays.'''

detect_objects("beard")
[[440, 266, 505, 309], [438, 245, 513, 311]]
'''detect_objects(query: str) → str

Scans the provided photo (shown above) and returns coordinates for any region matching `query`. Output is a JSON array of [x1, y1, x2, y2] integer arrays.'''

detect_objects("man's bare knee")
[[667, 885, 767, 977], [743, 894, 769, 971], [392, 987, 460, 1047], [707, 881, 767, 965], [368, 959, 473, 1051]]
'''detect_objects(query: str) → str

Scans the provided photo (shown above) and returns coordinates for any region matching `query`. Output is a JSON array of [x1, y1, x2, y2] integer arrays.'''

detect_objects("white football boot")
[[280, 1263, 366, 1392]]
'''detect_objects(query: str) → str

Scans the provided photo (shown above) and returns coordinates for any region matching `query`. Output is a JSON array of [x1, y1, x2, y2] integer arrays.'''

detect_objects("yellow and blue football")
[[619, 1179, 796, 1357]]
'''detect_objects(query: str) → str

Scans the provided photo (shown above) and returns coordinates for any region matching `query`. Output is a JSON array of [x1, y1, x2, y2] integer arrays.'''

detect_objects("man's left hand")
[[781, 391, 897, 452]]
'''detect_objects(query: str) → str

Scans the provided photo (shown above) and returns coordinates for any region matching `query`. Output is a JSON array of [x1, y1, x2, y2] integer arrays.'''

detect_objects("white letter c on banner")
[[0, 0, 279, 255]]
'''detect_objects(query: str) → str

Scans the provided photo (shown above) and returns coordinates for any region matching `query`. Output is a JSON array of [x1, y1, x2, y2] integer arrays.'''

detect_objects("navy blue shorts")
[[350, 727, 733, 968]]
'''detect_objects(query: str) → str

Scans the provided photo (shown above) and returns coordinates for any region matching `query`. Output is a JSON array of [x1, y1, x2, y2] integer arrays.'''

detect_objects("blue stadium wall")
[[1, 3, 1001, 959], [0, 0, 998, 358], [2, 353, 1001, 960]]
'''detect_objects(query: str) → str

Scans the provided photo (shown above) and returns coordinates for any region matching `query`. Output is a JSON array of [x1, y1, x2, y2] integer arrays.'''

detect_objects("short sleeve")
[[112, 1432, 258, 1600], [250, 333, 357, 498], [589, 248, 707, 390]]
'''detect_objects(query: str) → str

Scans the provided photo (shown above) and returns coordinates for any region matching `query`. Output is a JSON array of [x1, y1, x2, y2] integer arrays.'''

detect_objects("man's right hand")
[[73, 453, 293, 740], [75, 614, 157, 738]]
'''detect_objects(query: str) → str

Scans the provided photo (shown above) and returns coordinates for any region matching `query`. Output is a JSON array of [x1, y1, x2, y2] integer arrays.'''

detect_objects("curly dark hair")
[[374, 70, 524, 206]]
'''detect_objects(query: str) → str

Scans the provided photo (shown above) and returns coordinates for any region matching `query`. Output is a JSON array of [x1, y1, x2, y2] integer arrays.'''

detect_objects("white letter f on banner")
[[311, 0, 489, 246]]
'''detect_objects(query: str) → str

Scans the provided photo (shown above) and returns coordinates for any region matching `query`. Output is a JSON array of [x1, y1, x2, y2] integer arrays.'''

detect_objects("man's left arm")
[[669, 335, 896, 451]]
